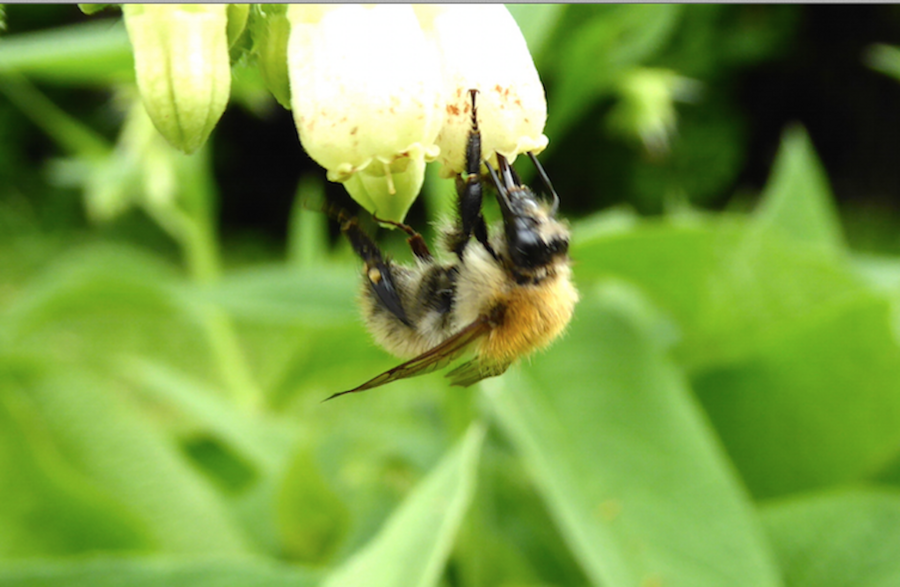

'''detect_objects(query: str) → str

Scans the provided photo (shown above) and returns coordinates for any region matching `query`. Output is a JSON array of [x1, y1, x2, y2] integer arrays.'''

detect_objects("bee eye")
[[507, 220, 568, 269], [549, 238, 569, 255]]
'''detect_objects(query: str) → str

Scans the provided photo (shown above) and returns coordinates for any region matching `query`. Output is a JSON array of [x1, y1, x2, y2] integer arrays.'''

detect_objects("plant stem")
[[144, 194, 263, 412]]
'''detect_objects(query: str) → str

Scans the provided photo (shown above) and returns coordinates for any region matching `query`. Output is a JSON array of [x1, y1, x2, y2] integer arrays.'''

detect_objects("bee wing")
[[445, 358, 512, 387], [324, 317, 492, 401]]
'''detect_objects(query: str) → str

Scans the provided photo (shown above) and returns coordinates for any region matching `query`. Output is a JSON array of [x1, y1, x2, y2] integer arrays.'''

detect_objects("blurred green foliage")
[[2, 4, 900, 587]]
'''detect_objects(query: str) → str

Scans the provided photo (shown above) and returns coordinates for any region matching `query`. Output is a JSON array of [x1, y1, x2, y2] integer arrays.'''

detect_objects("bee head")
[[487, 154, 570, 271]]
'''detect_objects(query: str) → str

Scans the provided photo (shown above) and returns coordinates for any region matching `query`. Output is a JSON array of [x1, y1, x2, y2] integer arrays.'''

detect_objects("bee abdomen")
[[480, 271, 578, 363]]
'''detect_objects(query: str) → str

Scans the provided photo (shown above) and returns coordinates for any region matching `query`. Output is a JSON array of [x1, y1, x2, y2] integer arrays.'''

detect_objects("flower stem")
[[143, 168, 263, 412]]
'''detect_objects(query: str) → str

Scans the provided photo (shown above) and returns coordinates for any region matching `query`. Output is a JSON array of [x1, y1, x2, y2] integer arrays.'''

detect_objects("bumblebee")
[[327, 90, 577, 401]]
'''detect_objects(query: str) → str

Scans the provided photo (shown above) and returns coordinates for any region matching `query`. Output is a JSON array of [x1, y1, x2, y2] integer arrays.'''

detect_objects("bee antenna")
[[484, 159, 503, 196], [485, 158, 515, 217], [527, 152, 560, 215], [498, 154, 517, 191]]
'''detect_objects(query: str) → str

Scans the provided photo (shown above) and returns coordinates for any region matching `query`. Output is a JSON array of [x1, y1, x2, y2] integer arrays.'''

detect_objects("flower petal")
[[416, 5, 548, 176]]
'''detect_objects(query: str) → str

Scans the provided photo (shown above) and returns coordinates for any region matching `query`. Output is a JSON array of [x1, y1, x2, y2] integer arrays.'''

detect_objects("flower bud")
[[287, 5, 444, 222], [78, 4, 111, 16], [607, 68, 701, 156], [415, 5, 548, 177], [123, 5, 232, 155], [249, 4, 292, 109]]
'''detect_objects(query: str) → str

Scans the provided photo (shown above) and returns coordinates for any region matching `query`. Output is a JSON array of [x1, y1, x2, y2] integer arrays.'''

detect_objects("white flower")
[[415, 5, 548, 177], [285, 4, 547, 221], [287, 5, 444, 222]]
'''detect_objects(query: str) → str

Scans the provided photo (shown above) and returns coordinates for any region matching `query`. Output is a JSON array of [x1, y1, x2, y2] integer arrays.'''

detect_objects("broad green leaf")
[[18, 368, 250, 554], [1, 243, 218, 384], [321, 424, 485, 587], [693, 294, 900, 499], [276, 448, 351, 563], [762, 489, 900, 587], [486, 285, 782, 587], [853, 253, 900, 294], [750, 125, 844, 254], [0, 20, 134, 85], [120, 358, 297, 473], [453, 435, 589, 587], [573, 215, 865, 369], [0, 366, 150, 556], [693, 229, 864, 367], [288, 373, 460, 564], [194, 264, 357, 327], [573, 213, 900, 500], [0, 556, 319, 587], [572, 215, 744, 339]]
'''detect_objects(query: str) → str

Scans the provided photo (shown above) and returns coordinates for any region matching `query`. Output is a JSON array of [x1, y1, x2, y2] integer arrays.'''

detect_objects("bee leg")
[[452, 89, 494, 259], [341, 217, 412, 327], [371, 214, 433, 262]]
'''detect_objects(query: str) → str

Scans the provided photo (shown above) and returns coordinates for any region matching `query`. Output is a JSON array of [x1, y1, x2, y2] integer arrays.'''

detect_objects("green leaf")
[[18, 368, 251, 554], [0, 557, 320, 587], [194, 264, 357, 327], [276, 448, 351, 563], [485, 285, 782, 587], [693, 294, 900, 499], [573, 213, 900, 501], [762, 489, 900, 587], [572, 215, 743, 341], [572, 213, 865, 369], [120, 358, 297, 474], [1, 243, 217, 384], [321, 424, 485, 587], [0, 367, 150, 556], [0, 20, 134, 85], [751, 125, 844, 254], [453, 436, 589, 587]]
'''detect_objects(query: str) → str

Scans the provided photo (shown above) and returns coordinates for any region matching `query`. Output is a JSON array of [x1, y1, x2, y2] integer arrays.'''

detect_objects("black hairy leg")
[[341, 218, 412, 327], [449, 89, 494, 259]]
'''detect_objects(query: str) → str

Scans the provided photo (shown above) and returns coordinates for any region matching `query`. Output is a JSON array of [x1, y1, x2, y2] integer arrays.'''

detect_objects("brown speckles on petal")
[[447, 103, 460, 116], [350, 126, 358, 135]]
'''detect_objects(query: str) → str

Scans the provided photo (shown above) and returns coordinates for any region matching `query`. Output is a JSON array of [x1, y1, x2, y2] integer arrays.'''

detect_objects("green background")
[[2, 4, 900, 587]]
